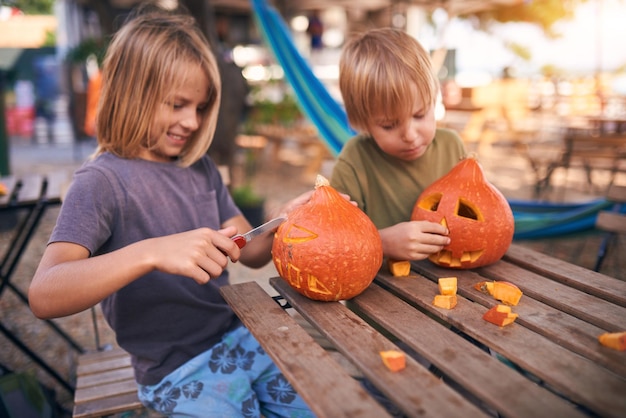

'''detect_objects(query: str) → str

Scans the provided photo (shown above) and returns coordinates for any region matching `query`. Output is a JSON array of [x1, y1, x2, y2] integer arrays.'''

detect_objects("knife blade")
[[232, 217, 286, 249]]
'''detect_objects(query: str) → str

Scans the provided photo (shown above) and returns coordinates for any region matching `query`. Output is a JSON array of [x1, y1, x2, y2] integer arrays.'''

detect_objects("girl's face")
[[140, 65, 210, 163], [366, 86, 436, 162]]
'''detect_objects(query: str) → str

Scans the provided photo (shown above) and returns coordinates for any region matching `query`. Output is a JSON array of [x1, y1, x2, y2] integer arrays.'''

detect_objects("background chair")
[[594, 184, 626, 272]]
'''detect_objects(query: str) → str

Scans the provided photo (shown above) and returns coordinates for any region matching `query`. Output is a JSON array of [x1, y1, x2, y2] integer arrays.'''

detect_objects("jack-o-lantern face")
[[411, 157, 514, 269], [272, 176, 383, 301]]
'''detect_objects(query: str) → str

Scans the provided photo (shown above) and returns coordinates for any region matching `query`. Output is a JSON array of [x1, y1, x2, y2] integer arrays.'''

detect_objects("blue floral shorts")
[[137, 325, 315, 418]]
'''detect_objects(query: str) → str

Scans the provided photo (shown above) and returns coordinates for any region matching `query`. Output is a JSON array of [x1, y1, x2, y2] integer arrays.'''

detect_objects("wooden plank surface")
[[503, 243, 626, 307], [596, 211, 626, 234], [351, 283, 587, 418], [15, 174, 43, 205], [220, 281, 391, 418], [74, 378, 138, 404], [0, 176, 17, 207], [73, 392, 144, 418], [479, 261, 626, 331], [270, 278, 488, 418], [376, 269, 626, 418], [76, 366, 135, 388], [411, 259, 626, 377], [77, 354, 132, 376]]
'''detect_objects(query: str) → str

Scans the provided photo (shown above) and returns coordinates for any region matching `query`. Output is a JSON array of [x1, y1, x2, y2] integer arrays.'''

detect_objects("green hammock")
[[250, 0, 619, 239]]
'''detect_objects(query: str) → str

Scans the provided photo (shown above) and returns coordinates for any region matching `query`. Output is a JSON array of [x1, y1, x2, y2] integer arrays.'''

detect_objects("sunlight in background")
[[430, 0, 626, 79]]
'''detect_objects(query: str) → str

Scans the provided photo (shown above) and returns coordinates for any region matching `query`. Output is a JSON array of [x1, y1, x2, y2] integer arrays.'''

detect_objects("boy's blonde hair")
[[339, 28, 439, 132], [95, 6, 221, 167]]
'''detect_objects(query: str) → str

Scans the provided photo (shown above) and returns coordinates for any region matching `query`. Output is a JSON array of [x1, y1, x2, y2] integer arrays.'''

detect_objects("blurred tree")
[[3, 0, 54, 14], [462, 0, 589, 38]]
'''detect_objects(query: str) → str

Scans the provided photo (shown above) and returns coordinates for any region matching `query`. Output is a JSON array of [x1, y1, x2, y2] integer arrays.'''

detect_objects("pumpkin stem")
[[315, 174, 330, 189]]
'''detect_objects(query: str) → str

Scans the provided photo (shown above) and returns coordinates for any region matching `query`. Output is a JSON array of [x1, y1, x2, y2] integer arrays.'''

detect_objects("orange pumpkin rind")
[[598, 331, 626, 351], [411, 156, 514, 269], [380, 350, 406, 372], [432, 294, 458, 310], [0, 183, 7, 196], [474, 281, 522, 306], [483, 304, 518, 327], [438, 277, 458, 296], [387, 259, 411, 277], [272, 175, 383, 301]]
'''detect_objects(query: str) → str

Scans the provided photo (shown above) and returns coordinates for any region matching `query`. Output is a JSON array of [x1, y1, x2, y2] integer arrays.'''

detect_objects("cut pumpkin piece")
[[474, 280, 522, 306], [598, 331, 626, 351], [438, 277, 457, 296], [380, 350, 406, 372], [433, 294, 457, 310], [483, 304, 518, 327], [387, 259, 411, 277]]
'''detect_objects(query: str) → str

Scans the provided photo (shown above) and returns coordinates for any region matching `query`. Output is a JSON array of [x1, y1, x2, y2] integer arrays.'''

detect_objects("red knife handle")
[[232, 235, 246, 249]]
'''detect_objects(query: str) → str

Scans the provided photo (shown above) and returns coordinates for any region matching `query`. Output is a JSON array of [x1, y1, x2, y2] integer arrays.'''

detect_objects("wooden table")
[[220, 243, 626, 418]]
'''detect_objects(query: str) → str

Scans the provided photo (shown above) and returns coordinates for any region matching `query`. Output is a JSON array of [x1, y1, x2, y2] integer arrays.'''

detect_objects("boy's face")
[[141, 64, 210, 162], [366, 93, 436, 162]]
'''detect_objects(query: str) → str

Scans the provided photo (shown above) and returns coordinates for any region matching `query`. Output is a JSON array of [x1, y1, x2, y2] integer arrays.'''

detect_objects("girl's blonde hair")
[[339, 28, 439, 132], [95, 5, 221, 167]]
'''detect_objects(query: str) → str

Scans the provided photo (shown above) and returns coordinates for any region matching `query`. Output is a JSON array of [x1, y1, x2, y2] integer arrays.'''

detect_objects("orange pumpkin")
[[272, 175, 383, 301], [411, 156, 514, 269]]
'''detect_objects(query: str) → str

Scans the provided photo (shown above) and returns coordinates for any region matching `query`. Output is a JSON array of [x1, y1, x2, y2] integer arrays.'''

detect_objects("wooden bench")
[[72, 348, 145, 418], [537, 132, 626, 193]]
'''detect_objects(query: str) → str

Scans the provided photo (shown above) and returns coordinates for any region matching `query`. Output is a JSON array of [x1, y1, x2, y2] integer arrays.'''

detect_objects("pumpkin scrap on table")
[[0, 182, 7, 196], [598, 331, 626, 351], [411, 156, 514, 269], [483, 305, 518, 327], [387, 259, 411, 277], [379, 350, 406, 372], [475, 280, 523, 306], [432, 277, 458, 309], [272, 175, 383, 301]]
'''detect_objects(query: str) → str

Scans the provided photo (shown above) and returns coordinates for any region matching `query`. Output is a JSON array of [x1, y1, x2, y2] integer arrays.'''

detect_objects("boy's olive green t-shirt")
[[330, 128, 466, 229]]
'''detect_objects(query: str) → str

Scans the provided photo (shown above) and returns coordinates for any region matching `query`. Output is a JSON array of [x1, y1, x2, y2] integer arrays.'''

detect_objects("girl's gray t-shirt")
[[50, 152, 242, 385]]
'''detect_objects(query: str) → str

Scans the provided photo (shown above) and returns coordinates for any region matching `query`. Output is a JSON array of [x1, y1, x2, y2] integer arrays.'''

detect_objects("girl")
[[29, 6, 314, 418]]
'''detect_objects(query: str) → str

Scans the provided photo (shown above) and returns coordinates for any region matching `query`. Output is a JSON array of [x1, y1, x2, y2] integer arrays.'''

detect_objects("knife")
[[232, 217, 286, 249]]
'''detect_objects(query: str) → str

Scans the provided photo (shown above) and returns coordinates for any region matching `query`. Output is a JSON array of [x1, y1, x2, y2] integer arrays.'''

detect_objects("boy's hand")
[[379, 221, 450, 261]]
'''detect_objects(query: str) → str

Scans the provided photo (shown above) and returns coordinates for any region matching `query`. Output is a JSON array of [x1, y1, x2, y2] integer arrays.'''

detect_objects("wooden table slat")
[[76, 355, 132, 376], [480, 260, 626, 331], [72, 392, 144, 418], [220, 281, 392, 418], [76, 366, 135, 388], [352, 283, 588, 418], [504, 243, 626, 307], [15, 174, 44, 205], [74, 377, 138, 404], [76, 347, 130, 365], [270, 278, 489, 418], [0, 176, 17, 207], [375, 271, 626, 418], [44, 170, 70, 203]]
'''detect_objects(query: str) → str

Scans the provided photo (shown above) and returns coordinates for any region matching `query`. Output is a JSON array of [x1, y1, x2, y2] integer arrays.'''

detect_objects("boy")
[[331, 28, 466, 262]]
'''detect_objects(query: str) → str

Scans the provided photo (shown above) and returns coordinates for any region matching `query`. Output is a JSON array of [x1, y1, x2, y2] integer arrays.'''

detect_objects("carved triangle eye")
[[456, 198, 482, 221]]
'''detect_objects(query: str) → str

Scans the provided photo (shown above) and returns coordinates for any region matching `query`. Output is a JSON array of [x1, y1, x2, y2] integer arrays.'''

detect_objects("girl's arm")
[[29, 226, 240, 319]]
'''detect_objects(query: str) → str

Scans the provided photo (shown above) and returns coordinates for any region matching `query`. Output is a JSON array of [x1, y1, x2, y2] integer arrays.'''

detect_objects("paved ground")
[[2, 123, 624, 415]]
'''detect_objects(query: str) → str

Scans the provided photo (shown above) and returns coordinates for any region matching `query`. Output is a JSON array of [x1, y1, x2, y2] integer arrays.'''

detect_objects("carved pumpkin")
[[411, 156, 514, 269], [272, 175, 383, 301]]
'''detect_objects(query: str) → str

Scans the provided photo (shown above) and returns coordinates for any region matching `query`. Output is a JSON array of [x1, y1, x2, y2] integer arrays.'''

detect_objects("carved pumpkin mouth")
[[419, 193, 486, 267], [430, 249, 485, 268]]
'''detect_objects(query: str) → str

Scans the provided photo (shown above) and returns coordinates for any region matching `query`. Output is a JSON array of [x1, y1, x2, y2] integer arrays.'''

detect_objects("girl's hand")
[[147, 226, 240, 284], [379, 220, 450, 261]]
